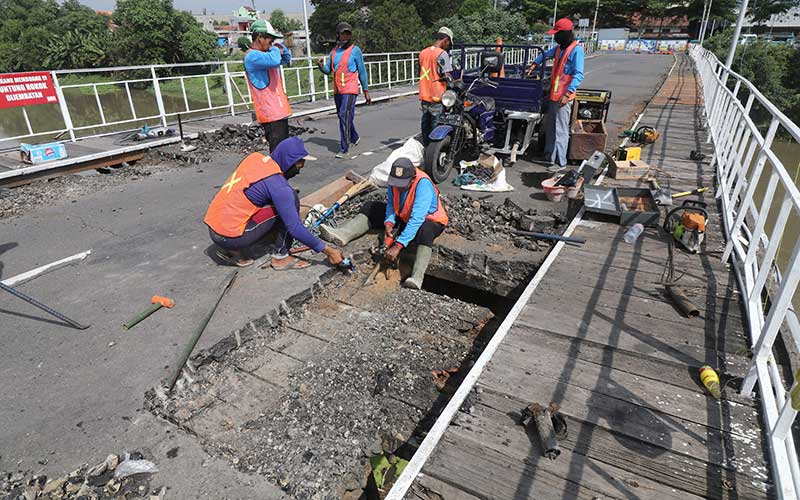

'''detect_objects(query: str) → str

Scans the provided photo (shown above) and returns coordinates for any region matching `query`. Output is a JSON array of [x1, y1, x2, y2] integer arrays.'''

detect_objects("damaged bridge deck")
[[406, 55, 775, 499]]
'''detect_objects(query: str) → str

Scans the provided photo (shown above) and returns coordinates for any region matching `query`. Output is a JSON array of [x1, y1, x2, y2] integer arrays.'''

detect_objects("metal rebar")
[[0, 281, 89, 330], [167, 271, 238, 391]]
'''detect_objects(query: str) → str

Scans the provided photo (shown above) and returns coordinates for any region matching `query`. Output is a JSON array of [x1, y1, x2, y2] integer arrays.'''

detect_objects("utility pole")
[[553, 0, 558, 25], [301, 0, 315, 101], [725, 0, 749, 68], [699, 0, 711, 43], [591, 0, 600, 45]]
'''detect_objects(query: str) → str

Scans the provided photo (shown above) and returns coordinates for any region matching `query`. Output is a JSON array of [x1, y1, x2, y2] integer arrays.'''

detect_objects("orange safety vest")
[[331, 45, 360, 95], [392, 169, 449, 226], [245, 50, 292, 124], [550, 41, 578, 102], [418, 46, 446, 103], [204, 153, 283, 237]]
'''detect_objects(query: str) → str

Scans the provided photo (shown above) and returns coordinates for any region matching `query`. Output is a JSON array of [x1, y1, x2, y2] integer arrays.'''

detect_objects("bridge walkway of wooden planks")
[[408, 54, 777, 500]]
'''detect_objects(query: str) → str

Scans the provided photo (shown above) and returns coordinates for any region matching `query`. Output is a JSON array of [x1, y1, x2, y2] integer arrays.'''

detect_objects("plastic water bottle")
[[623, 223, 644, 244]]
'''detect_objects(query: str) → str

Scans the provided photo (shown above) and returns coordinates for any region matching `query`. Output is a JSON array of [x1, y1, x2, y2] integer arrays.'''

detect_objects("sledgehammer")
[[123, 295, 175, 330]]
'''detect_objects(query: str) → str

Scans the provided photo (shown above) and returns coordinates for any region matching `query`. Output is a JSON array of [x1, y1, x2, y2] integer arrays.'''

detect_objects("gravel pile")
[[325, 191, 567, 251], [1, 452, 164, 500], [147, 270, 493, 499], [191, 123, 317, 155]]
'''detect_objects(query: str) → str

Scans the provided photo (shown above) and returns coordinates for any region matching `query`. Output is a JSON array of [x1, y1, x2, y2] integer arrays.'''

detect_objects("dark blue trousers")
[[334, 93, 359, 153]]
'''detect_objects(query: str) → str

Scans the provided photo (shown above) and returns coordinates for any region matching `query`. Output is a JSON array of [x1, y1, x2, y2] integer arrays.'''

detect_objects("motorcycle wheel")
[[423, 136, 454, 184]]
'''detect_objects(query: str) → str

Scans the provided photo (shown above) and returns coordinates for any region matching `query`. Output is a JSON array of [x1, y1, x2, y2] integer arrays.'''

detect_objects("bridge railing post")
[[51, 71, 76, 142]]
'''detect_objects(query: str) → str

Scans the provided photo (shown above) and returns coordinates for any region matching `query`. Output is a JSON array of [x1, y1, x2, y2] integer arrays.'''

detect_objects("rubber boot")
[[319, 213, 370, 246], [403, 245, 432, 290]]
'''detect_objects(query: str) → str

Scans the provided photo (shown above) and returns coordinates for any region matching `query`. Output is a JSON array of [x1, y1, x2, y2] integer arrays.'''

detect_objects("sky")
[[78, 0, 309, 14]]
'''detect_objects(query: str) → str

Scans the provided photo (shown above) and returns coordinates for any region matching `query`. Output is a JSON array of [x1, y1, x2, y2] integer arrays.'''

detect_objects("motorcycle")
[[423, 67, 500, 184]]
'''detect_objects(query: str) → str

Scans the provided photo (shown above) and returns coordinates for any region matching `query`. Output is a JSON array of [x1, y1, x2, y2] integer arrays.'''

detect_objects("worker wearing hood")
[[528, 18, 585, 172], [205, 137, 344, 269]]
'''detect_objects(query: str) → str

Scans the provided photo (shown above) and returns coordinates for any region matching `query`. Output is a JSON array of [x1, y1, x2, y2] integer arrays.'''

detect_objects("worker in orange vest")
[[528, 18, 585, 173], [244, 20, 292, 153], [316, 22, 371, 158], [418, 27, 454, 146], [319, 158, 448, 289], [204, 137, 344, 269]]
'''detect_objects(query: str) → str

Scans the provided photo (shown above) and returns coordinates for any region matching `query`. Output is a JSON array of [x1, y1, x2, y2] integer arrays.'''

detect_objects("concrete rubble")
[[1, 453, 164, 500], [145, 262, 495, 498]]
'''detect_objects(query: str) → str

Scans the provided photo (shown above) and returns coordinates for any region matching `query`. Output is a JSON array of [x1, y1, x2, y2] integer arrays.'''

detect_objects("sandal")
[[270, 255, 312, 271], [215, 249, 254, 267]]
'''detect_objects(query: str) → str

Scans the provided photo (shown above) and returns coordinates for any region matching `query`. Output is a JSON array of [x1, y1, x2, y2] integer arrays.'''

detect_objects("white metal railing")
[[0, 51, 419, 146], [692, 45, 800, 499]]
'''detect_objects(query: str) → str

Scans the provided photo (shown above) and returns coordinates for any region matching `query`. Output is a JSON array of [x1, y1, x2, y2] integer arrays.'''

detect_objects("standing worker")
[[319, 158, 448, 290], [317, 22, 371, 158], [418, 27, 454, 146], [204, 137, 344, 270], [244, 20, 293, 152], [527, 18, 584, 173]]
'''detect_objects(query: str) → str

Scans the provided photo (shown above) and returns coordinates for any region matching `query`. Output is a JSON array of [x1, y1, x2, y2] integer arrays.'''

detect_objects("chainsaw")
[[664, 200, 708, 253], [620, 125, 659, 145]]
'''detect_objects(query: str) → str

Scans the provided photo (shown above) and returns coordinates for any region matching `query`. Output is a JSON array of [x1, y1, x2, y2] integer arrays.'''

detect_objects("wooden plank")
[[490, 339, 761, 434], [423, 432, 626, 500], [473, 391, 771, 499], [410, 474, 483, 500], [0, 150, 145, 188], [532, 281, 748, 333], [510, 312, 751, 377], [515, 297, 749, 360], [298, 174, 355, 218], [476, 359, 768, 472], [497, 327, 756, 406]]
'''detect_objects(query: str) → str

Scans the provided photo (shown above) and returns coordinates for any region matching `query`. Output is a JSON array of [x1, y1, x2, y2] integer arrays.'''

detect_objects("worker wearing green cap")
[[244, 20, 293, 152]]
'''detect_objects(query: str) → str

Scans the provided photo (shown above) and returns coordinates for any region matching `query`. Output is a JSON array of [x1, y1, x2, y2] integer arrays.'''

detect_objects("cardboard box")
[[20, 142, 68, 164], [569, 119, 607, 162], [583, 186, 660, 226], [608, 159, 651, 179]]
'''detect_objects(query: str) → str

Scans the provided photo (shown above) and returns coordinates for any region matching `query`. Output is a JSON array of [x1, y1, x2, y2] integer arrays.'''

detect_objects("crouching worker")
[[204, 137, 344, 269], [320, 158, 448, 289]]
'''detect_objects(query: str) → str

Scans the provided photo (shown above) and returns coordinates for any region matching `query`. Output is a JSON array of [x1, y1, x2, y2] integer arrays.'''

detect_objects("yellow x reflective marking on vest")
[[222, 172, 242, 194], [420, 66, 432, 81]]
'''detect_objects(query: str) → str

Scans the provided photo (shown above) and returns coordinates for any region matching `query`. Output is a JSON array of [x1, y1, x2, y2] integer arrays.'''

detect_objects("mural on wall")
[[600, 39, 688, 52]]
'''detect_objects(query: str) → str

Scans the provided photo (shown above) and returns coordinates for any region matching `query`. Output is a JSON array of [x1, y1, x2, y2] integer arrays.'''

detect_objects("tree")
[[0, 0, 111, 72], [270, 9, 303, 33], [458, 0, 493, 16], [437, 8, 529, 45], [171, 10, 218, 63], [341, 1, 426, 53], [749, 0, 796, 24], [111, 0, 217, 66], [309, 0, 357, 51]]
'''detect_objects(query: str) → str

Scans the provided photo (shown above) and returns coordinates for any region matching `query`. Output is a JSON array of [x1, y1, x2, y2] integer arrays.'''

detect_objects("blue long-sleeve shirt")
[[243, 176, 325, 253], [320, 45, 369, 91], [533, 43, 585, 93], [244, 44, 292, 90], [384, 178, 438, 247]]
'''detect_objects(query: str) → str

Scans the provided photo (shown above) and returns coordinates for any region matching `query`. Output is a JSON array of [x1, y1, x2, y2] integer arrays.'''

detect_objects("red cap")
[[547, 18, 574, 35]]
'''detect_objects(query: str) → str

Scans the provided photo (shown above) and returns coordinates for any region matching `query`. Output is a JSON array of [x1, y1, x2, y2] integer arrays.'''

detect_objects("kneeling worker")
[[205, 137, 344, 269], [320, 158, 448, 289]]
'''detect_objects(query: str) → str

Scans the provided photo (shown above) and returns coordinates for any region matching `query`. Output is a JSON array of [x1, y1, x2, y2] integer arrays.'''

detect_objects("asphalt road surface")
[[0, 52, 674, 499]]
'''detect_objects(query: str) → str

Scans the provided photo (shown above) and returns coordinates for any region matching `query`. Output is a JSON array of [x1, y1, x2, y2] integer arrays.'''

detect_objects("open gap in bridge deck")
[[409, 54, 774, 500]]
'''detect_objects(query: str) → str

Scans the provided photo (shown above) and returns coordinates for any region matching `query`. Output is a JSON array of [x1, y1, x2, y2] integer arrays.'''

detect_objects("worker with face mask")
[[205, 137, 344, 269], [318, 158, 448, 290], [244, 20, 293, 153], [528, 18, 585, 173], [317, 22, 371, 158]]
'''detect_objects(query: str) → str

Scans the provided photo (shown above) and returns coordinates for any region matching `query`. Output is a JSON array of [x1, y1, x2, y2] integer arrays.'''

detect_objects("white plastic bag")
[[461, 168, 515, 192], [369, 138, 424, 188], [114, 459, 159, 479]]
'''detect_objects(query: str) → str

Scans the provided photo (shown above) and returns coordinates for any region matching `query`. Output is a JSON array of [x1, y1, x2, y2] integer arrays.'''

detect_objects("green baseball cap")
[[251, 19, 283, 38]]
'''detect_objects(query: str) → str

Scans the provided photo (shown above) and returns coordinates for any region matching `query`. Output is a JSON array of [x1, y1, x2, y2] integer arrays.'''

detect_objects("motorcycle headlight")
[[440, 90, 458, 108]]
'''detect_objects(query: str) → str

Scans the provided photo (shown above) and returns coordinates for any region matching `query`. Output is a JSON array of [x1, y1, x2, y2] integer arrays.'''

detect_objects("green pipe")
[[122, 303, 162, 330], [167, 270, 238, 392]]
